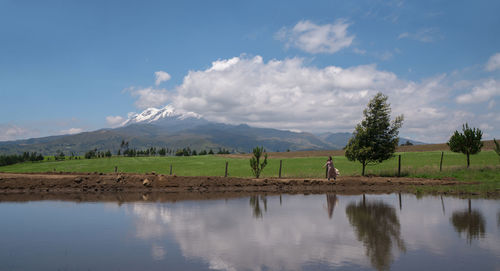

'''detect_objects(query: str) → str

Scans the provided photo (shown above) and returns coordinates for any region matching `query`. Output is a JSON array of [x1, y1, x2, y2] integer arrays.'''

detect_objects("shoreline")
[[1, 172, 496, 200]]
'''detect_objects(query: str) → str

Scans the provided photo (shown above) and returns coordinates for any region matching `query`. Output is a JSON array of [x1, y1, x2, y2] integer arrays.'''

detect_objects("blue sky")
[[1, 0, 499, 143]]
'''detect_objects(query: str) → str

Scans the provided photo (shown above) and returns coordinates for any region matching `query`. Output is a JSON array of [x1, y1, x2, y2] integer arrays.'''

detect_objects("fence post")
[[225, 161, 228, 177], [279, 160, 282, 178], [114, 166, 117, 173], [439, 152, 444, 172], [169, 164, 172, 175], [398, 155, 401, 177]]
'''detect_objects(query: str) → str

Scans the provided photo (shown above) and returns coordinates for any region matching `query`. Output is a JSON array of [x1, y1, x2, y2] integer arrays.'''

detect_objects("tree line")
[[82, 141, 232, 159], [0, 152, 44, 167]]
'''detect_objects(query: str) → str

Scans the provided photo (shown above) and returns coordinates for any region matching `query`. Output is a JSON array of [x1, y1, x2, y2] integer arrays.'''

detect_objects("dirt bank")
[[0, 172, 488, 200]]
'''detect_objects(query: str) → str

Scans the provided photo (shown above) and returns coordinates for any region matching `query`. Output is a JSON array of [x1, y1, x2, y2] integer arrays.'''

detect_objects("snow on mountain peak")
[[121, 105, 202, 126]]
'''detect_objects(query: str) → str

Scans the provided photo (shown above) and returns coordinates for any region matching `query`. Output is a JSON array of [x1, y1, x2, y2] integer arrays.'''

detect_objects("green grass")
[[1, 151, 499, 193]]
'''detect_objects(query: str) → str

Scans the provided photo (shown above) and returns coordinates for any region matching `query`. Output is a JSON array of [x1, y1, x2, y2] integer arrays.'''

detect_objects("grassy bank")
[[1, 150, 498, 194]]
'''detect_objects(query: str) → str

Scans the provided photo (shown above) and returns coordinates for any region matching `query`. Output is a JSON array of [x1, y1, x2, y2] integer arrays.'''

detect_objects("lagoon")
[[0, 193, 499, 270]]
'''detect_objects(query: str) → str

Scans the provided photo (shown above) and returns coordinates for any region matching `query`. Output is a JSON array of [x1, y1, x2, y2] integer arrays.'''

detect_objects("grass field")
[[1, 150, 498, 178]]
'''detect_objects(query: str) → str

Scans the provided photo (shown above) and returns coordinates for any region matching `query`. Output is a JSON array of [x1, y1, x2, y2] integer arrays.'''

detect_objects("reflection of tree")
[[345, 197, 406, 271], [249, 195, 267, 219], [451, 199, 486, 244], [326, 194, 338, 219], [498, 211, 500, 228]]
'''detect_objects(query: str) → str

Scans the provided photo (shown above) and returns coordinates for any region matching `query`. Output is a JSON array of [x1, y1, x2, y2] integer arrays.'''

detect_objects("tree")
[[346, 198, 406, 270], [451, 199, 485, 244], [400, 140, 413, 146], [447, 123, 483, 168], [249, 146, 268, 178], [494, 138, 500, 158], [345, 93, 404, 176], [54, 151, 65, 161]]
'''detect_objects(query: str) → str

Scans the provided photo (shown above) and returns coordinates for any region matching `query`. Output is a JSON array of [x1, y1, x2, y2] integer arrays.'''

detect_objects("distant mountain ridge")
[[0, 105, 424, 155]]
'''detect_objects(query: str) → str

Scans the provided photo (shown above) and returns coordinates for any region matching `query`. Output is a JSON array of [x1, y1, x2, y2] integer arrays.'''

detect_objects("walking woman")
[[323, 156, 337, 181]]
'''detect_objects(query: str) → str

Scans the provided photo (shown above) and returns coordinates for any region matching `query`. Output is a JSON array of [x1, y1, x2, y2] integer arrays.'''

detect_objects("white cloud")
[[456, 79, 500, 104], [154, 71, 171, 86], [479, 123, 493, 131], [488, 100, 495, 109], [0, 124, 32, 141], [127, 87, 170, 109], [172, 56, 398, 132], [59, 128, 83, 135], [398, 28, 441, 43], [121, 55, 499, 143], [485, 53, 500, 72], [276, 19, 354, 54], [353, 48, 366, 55], [106, 115, 125, 127], [168, 55, 472, 142]]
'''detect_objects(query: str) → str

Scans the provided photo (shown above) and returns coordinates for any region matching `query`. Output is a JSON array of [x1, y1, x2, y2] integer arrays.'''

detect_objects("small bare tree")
[[494, 138, 500, 159], [250, 146, 268, 178]]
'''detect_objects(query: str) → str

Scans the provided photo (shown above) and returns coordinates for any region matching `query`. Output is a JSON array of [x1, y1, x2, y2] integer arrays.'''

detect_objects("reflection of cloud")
[[151, 244, 166, 260], [127, 195, 500, 270], [129, 197, 369, 270], [131, 203, 173, 239]]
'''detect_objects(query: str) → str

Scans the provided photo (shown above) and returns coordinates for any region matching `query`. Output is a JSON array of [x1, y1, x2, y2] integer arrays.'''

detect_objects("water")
[[0, 194, 499, 271]]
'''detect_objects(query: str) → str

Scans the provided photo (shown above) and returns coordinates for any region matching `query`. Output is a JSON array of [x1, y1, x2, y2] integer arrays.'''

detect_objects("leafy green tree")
[[208, 149, 214, 155], [250, 146, 268, 178], [84, 149, 96, 159], [345, 93, 404, 176], [447, 123, 483, 168]]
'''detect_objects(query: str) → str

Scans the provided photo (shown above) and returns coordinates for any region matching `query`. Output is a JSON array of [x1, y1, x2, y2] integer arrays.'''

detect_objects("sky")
[[1, 0, 499, 143]]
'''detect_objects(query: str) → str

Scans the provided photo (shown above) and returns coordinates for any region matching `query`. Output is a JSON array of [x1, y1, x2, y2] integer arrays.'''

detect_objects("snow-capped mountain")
[[121, 105, 203, 126]]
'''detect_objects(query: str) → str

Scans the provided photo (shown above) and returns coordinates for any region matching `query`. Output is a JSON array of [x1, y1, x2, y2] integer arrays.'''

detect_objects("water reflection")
[[325, 194, 338, 219], [345, 195, 406, 271], [450, 199, 486, 244], [249, 195, 267, 218], [498, 211, 500, 228], [3, 195, 499, 270]]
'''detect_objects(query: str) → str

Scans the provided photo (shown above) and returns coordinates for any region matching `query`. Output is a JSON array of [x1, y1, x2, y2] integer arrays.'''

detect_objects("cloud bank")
[[123, 54, 500, 143]]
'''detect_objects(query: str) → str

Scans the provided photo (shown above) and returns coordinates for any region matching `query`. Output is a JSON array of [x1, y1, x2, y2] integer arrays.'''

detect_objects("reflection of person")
[[323, 156, 337, 181], [326, 194, 338, 219]]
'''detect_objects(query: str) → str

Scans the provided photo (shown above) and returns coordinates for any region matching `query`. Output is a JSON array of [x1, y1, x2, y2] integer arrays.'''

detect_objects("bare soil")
[[0, 172, 491, 202]]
